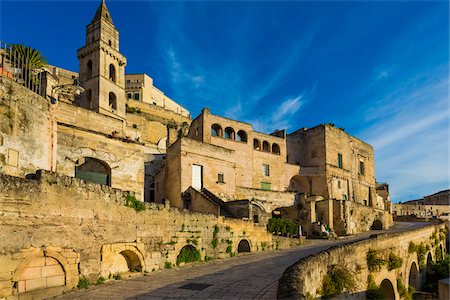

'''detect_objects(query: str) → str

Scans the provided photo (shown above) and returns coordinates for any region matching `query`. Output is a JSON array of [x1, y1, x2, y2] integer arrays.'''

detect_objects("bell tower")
[[77, 0, 127, 119]]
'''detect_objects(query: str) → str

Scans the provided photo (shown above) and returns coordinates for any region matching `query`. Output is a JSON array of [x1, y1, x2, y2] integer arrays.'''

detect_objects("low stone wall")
[[0, 171, 273, 299], [277, 223, 447, 299], [272, 236, 306, 250]]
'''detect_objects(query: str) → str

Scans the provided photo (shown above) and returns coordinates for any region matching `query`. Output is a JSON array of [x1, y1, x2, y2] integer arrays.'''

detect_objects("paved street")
[[54, 222, 426, 300]]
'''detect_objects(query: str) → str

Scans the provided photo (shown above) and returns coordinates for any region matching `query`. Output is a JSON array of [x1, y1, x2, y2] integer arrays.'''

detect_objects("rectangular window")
[[262, 164, 270, 176], [261, 182, 271, 190], [337, 153, 343, 168], [217, 173, 224, 183], [359, 161, 365, 175], [127, 93, 132, 99], [343, 194, 347, 201], [134, 93, 140, 101]]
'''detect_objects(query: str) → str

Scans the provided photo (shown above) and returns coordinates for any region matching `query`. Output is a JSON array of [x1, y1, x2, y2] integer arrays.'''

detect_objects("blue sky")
[[1, 0, 448, 202]]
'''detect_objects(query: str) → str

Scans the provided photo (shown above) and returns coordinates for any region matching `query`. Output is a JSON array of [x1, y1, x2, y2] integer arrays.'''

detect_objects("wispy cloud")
[[167, 49, 205, 89], [272, 95, 303, 123], [360, 70, 449, 202]]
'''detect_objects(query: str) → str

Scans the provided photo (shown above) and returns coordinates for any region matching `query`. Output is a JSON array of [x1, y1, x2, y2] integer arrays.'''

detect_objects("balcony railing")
[[0, 41, 45, 96]]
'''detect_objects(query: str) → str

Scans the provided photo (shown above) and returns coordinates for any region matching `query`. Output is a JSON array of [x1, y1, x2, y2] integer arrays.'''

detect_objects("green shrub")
[[164, 262, 173, 269], [367, 249, 386, 272], [77, 276, 90, 289], [387, 252, 403, 270], [95, 276, 106, 285], [225, 239, 233, 253], [112, 273, 121, 280], [417, 243, 427, 269], [211, 225, 219, 248], [366, 274, 383, 299], [267, 218, 298, 236], [176, 246, 201, 265], [321, 266, 356, 298], [409, 242, 417, 253], [125, 194, 146, 212], [435, 245, 443, 260], [423, 254, 450, 294], [397, 278, 414, 300]]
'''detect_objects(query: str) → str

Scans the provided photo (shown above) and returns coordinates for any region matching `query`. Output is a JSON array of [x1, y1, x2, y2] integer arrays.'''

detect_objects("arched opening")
[[109, 64, 116, 82], [211, 124, 222, 137], [253, 139, 261, 150], [86, 60, 92, 78], [109, 250, 142, 274], [379, 279, 396, 300], [371, 219, 383, 230], [109, 92, 117, 110], [409, 261, 420, 290], [262, 141, 270, 152], [439, 244, 444, 259], [426, 252, 433, 280], [236, 130, 247, 142], [108, 39, 112, 47], [237, 239, 251, 253], [75, 157, 111, 186], [272, 143, 280, 155], [85, 89, 92, 109], [224, 127, 235, 140], [17, 256, 65, 295], [176, 245, 201, 265]]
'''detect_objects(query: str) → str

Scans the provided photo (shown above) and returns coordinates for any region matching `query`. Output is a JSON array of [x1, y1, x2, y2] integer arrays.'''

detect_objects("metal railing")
[[0, 41, 45, 96]]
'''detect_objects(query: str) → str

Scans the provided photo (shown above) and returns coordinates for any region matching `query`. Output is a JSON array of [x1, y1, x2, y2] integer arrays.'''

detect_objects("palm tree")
[[6, 44, 47, 91]]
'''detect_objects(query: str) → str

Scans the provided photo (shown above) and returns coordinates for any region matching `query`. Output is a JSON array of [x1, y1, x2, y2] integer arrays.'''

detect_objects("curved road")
[[54, 222, 426, 300]]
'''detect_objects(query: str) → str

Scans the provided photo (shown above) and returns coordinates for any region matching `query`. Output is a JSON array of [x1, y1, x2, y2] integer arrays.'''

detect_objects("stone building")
[[392, 189, 450, 220], [0, 0, 391, 235]]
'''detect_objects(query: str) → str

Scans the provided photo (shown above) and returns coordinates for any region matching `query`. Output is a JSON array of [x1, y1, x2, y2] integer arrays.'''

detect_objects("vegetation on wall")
[[397, 278, 414, 300], [321, 266, 356, 298], [267, 218, 298, 237], [387, 252, 403, 271], [422, 254, 450, 294], [125, 194, 146, 212], [366, 274, 383, 299], [77, 276, 90, 289], [366, 249, 386, 272], [211, 225, 219, 248], [409, 242, 427, 268], [176, 246, 201, 265]]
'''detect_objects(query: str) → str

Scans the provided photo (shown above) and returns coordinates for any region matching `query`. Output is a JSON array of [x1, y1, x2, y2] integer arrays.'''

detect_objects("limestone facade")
[[0, 171, 273, 299]]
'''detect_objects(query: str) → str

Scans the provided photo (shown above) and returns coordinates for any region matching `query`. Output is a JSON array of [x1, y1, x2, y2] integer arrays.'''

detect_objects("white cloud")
[[272, 95, 303, 123]]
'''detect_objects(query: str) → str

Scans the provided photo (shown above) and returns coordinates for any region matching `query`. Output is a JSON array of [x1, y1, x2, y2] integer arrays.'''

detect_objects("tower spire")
[[91, 0, 114, 25]]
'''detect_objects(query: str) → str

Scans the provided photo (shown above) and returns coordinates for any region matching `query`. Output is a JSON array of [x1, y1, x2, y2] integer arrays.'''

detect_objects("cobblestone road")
[[54, 222, 424, 300]]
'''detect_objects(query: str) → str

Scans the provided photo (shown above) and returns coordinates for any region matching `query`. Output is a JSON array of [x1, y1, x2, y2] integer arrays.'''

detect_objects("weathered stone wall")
[[234, 186, 296, 212], [278, 223, 447, 299], [0, 171, 273, 299], [0, 78, 52, 177]]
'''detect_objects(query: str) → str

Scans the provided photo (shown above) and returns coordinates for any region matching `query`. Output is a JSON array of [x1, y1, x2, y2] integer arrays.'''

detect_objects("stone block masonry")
[[0, 171, 273, 299]]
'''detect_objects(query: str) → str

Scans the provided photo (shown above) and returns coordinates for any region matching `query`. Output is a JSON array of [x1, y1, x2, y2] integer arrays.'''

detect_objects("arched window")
[[87, 60, 92, 78], [109, 92, 117, 110], [253, 139, 261, 150], [224, 127, 235, 140], [211, 124, 222, 137], [86, 89, 92, 109], [108, 40, 112, 47], [75, 157, 111, 186], [236, 130, 247, 142], [109, 64, 116, 82], [272, 143, 280, 155], [262, 141, 270, 152]]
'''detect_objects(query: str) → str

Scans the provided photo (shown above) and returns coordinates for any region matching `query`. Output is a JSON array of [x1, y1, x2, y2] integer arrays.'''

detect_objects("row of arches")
[[86, 60, 117, 83], [211, 124, 248, 142], [253, 139, 280, 155]]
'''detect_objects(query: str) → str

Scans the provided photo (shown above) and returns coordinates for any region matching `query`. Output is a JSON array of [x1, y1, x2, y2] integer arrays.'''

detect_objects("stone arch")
[[262, 141, 270, 152], [272, 143, 280, 155], [224, 127, 235, 140], [211, 123, 222, 137], [12, 248, 77, 297], [109, 64, 116, 82], [109, 92, 117, 110], [253, 138, 261, 150], [75, 157, 111, 186], [289, 175, 311, 194], [237, 239, 251, 253], [379, 278, 396, 300], [101, 244, 145, 275], [371, 219, 383, 230], [408, 261, 420, 290], [236, 130, 247, 142]]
